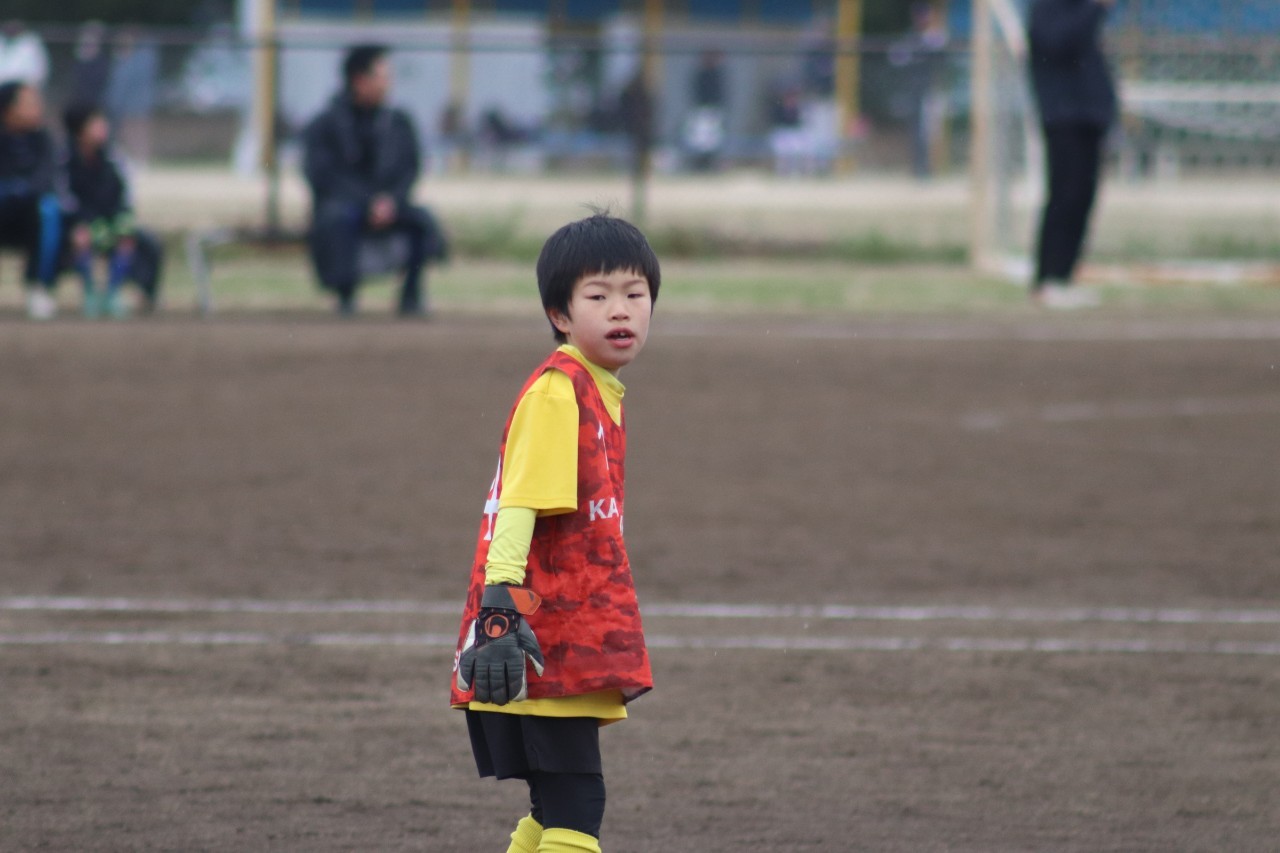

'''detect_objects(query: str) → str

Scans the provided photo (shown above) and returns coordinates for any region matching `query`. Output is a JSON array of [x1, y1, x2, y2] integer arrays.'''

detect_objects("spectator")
[[477, 107, 534, 171], [1027, 0, 1117, 307], [890, 2, 949, 179], [0, 81, 62, 319], [0, 20, 48, 87], [618, 70, 654, 183], [795, 17, 839, 175], [69, 21, 111, 111], [480, 108, 526, 147], [104, 29, 159, 168], [303, 44, 447, 317], [63, 102, 164, 318], [768, 82, 809, 176], [801, 18, 835, 101], [682, 49, 727, 172], [437, 100, 468, 173]]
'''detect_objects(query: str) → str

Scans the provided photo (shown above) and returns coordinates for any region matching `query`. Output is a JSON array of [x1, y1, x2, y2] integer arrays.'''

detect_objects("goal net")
[[969, 0, 1280, 284]]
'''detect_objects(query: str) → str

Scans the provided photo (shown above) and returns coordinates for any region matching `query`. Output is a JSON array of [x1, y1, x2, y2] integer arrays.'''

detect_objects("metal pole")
[[632, 0, 663, 225], [968, 0, 994, 271], [834, 0, 862, 173], [451, 0, 472, 170], [642, 0, 664, 90], [933, 0, 952, 174], [255, 0, 281, 234]]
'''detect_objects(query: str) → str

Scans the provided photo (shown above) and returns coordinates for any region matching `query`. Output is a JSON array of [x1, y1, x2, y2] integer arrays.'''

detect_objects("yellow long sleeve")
[[484, 505, 537, 586]]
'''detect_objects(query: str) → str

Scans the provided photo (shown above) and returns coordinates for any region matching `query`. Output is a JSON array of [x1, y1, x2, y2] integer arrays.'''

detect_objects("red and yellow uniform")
[[451, 345, 653, 718]]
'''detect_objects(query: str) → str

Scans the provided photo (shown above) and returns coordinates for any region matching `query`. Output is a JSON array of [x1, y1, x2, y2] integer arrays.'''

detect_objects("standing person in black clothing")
[[63, 102, 164, 318], [618, 71, 654, 184], [891, 2, 949, 179], [0, 81, 62, 319], [683, 49, 726, 172], [618, 70, 655, 223], [303, 44, 446, 317], [1027, 0, 1117, 307], [69, 21, 111, 111]]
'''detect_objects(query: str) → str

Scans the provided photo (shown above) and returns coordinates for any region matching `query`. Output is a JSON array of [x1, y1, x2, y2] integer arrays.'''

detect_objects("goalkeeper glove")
[[456, 584, 545, 705]]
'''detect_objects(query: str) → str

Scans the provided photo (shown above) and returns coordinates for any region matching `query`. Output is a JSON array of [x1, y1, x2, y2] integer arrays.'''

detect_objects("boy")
[[452, 213, 659, 853], [63, 102, 163, 317], [0, 80, 61, 319]]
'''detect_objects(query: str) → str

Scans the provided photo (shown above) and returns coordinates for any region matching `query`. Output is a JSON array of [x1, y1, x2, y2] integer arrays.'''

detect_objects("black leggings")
[[528, 771, 606, 839], [1035, 123, 1106, 287]]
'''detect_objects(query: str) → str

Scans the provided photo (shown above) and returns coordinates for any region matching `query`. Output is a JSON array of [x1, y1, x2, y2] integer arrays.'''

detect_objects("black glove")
[[456, 584, 545, 705]]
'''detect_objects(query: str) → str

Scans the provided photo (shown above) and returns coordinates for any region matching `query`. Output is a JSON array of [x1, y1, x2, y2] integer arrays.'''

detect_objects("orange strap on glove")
[[456, 585, 545, 705]]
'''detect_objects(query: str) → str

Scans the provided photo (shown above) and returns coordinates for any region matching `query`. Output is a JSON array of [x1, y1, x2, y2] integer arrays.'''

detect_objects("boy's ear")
[[547, 307, 571, 335]]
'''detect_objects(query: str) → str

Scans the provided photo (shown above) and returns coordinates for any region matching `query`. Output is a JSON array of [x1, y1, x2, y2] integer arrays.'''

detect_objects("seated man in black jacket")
[[303, 44, 446, 317], [0, 81, 63, 320]]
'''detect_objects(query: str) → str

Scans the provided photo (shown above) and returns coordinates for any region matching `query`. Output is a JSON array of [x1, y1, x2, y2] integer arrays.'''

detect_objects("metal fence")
[[19, 19, 1280, 181], [24, 19, 969, 177]]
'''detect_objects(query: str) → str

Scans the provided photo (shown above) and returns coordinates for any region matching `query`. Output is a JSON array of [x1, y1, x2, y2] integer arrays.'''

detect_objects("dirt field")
[[2, 310, 1278, 852]]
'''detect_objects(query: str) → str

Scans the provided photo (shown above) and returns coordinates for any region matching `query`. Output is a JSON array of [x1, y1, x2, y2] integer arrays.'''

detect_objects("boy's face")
[[5, 85, 43, 131], [80, 114, 110, 149], [549, 269, 652, 374]]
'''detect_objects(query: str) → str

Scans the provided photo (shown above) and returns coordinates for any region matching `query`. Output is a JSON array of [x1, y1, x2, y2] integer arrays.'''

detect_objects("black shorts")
[[466, 711, 602, 780]]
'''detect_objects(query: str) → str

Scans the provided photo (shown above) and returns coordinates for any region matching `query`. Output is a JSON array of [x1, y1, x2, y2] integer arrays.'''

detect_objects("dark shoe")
[[396, 301, 431, 320], [397, 280, 429, 318]]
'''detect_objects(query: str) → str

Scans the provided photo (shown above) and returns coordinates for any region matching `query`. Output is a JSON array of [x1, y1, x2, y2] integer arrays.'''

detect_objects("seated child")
[[63, 102, 162, 318], [452, 213, 660, 853]]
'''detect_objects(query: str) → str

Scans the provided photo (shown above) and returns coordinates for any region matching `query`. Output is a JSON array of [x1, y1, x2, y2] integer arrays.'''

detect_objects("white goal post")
[[968, 0, 1041, 280]]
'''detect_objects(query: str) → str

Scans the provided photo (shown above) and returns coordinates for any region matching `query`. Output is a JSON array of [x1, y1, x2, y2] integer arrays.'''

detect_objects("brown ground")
[[1, 311, 1278, 852]]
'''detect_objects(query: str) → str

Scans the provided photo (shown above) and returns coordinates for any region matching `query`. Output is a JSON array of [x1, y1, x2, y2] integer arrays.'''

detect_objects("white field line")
[[643, 602, 1280, 624], [661, 318, 1280, 342], [3, 596, 1280, 625], [0, 630, 457, 647], [0, 596, 461, 616], [1, 629, 1279, 656], [962, 395, 1280, 430]]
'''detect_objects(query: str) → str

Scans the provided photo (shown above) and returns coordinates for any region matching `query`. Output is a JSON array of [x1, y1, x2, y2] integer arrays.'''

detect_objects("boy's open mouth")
[[607, 329, 634, 341]]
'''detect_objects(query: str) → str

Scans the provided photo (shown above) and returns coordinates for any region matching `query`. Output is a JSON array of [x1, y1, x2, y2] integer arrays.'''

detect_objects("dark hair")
[[63, 101, 102, 140], [536, 213, 661, 343], [0, 80, 26, 121], [343, 43, 389, 88]]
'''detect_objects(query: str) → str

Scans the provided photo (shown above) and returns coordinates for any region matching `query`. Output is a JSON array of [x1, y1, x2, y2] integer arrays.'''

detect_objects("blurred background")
[[4, 0, 1280, 298]]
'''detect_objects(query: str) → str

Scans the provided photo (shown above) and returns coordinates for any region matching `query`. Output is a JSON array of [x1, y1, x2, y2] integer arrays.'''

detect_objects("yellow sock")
[[538, 827, 602, 853], [506, 814, 543, 853]]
